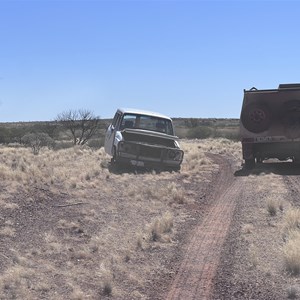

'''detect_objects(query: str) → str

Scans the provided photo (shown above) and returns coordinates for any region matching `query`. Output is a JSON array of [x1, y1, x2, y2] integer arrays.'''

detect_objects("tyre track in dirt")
[[165, 154, 242, 300], [283, 174, 300, 206]]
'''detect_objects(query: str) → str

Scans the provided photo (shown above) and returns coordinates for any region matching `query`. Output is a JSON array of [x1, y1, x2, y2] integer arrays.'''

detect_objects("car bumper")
[[116, 142, 183, 169]]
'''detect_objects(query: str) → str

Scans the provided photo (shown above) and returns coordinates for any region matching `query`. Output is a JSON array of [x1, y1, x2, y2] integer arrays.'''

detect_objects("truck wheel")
[[256, 157, 263, 164], [241, 102, 272, 133], [110, 146, 120, 171], [245, 158, 255, 169], [110, 147, 117, 164]]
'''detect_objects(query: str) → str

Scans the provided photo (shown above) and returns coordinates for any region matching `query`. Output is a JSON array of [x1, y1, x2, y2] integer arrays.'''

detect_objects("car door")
[[104, 112, 122, 155]]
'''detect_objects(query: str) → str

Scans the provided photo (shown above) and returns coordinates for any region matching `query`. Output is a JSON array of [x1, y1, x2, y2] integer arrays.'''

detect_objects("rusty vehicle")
[[240, 83, 300, 168], [104, 108, 184, 170]]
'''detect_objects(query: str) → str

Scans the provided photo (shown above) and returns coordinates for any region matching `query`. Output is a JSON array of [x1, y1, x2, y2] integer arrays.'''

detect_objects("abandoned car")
[[240, 83, 300, 168], [104, 108, 184, 170]]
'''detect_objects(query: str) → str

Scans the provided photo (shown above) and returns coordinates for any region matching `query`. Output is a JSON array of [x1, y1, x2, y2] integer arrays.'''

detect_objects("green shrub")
[[21, 133, 55, 154], [186, 126, 213, 139], [88, 137, 105, 149], [53, 141, 74, 150], [214, 128, 240, 141]]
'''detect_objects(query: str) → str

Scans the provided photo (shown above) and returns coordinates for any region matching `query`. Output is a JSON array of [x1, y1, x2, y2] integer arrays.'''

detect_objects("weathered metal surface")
[[240, 84, 300, 167]]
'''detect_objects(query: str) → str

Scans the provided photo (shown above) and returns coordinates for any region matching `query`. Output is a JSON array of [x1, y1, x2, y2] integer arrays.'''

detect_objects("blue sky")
[[0, 0, 300, 122]]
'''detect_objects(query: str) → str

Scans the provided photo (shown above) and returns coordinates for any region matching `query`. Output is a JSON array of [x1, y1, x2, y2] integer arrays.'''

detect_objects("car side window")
[[112, 112, 122, 128], [120, 114, 136, 130]]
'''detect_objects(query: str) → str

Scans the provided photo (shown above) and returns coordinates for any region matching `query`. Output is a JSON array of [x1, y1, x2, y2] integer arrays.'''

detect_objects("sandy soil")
[[212, 162, 300, 300], [159, 157, 300, 300], [165, 154, 238, 300], [2, 143, 300, 299]]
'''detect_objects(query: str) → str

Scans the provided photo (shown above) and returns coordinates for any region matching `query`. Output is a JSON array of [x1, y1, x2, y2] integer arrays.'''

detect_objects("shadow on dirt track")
[[107, 162, 179, 175], [235, 161, 300, 176]]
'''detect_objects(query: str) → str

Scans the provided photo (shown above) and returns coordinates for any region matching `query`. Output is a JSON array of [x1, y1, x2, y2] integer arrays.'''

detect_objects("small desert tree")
[[21, 133, 54, 155], [56, 109, 101, 145]]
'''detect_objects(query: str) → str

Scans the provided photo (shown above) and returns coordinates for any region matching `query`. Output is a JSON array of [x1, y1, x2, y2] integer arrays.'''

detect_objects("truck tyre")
[[245, 158, 255, 169], [241, 102, 272, 133], [256, 157, 263, 164], [109, 146, 121, 172]]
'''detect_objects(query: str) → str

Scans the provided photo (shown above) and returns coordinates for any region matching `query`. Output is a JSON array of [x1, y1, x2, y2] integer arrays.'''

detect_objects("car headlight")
[[167, 149, 183, 161]]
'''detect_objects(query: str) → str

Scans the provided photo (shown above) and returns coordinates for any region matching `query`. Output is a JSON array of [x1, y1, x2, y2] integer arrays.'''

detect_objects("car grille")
[[139, 144, 162, 159]]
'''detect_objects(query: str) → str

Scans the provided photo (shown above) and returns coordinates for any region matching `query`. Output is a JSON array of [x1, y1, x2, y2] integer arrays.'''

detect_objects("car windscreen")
[[120, 114, 174, 135]]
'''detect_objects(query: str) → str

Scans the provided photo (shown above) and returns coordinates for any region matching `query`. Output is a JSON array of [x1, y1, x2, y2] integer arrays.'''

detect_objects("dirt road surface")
[[165, 154, 242, 300], [1, 146, 300, 299], [165, 156, 300, 300]]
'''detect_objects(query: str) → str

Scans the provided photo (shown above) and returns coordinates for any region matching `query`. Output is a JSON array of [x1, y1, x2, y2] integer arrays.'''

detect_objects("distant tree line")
[[0, 111, 239, 155], [0, 122, 59, 144], [184, 118, 217, 128], [0, 109, 108, 154], [186, 125, 239, 140]]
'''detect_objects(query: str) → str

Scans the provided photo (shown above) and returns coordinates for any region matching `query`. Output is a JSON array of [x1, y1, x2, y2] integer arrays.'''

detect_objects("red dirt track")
[[165, 154, 241, 300]]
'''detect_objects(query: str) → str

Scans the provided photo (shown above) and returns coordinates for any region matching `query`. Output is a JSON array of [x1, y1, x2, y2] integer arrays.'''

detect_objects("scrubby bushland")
[[87, 137, 105, 149], [184, 118, 200, 128], [184, 125, 239, 141], [186, 126, 214, 139], [0, 126, 28, 144], [21, 133, 55, 155], [0, 140, 220, 299], [0, 118, 240, 154], [173, 118, 239, 141], [56, 109, 101, 145], [0, 123, 60, 144]]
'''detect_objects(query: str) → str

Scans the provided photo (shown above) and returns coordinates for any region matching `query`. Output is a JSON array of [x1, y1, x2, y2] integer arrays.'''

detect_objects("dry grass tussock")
[[283, 208, 300, 233], [266, 197, 283, 216], [283, 230, 300, 275], [180, 138, 241, 172], [0, 141, 220, 299], [245, 171, 300, 294], [237, 173, 291, 276], [283, 208, 300, 275], [148, 211, 174, 242], [195, 138, 241, 161]]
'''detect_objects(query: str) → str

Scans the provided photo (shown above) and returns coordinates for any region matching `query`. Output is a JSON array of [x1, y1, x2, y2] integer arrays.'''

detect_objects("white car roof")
[[117, 108, 172, 120]]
